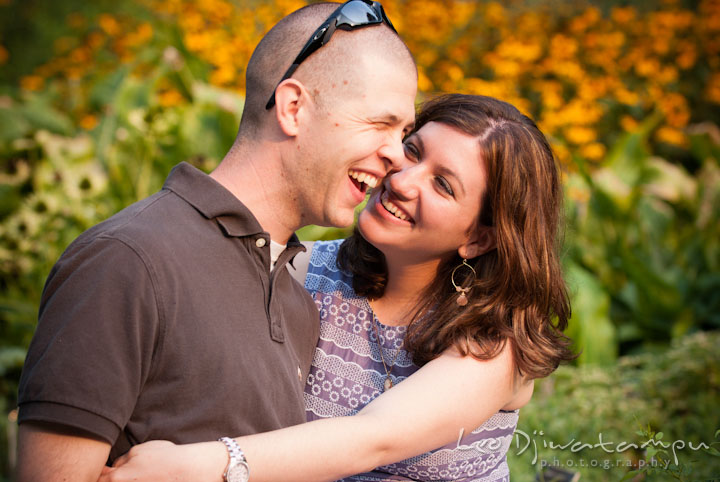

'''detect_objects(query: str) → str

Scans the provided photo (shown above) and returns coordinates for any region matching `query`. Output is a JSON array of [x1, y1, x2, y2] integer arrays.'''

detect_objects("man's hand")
[[98, 440, 227, 482], [16, 422, 111, 482]]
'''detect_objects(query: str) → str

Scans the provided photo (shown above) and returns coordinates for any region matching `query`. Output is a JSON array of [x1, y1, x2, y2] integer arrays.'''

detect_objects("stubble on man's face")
[[294, 58, 417, 229]]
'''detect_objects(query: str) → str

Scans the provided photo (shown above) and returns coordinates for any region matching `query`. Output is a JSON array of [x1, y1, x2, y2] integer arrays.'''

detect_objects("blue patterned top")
[[304, 240, 518, 482]]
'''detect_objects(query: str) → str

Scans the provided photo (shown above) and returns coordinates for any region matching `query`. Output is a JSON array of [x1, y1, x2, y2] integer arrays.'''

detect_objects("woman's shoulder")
[[307, 239, 347, 274], [304, 239, 359, 302]]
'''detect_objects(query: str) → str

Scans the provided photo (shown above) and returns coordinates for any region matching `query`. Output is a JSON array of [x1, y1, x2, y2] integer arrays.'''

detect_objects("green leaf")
[[620, 470, 638, 481], [706, 447, 720, 457], [20, 94, 75, 136], [564, 261, 617, 365], [0, 346, 27, 376], [0, 105, 32, 143]]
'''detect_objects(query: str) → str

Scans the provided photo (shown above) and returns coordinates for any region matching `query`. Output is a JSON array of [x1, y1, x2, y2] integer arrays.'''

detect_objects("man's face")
[[292, 55, 417, 228]]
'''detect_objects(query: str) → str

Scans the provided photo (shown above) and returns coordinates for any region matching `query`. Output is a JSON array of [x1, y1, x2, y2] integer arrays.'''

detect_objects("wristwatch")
[[218, 436, 250, 482]]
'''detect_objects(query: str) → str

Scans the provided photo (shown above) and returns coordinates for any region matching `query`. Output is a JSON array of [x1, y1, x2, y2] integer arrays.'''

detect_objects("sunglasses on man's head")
[[265, 0, 397, 110]]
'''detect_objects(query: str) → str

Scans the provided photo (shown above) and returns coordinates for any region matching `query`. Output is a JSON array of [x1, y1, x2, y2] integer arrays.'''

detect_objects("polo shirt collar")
[[162, 162, 264, 238]]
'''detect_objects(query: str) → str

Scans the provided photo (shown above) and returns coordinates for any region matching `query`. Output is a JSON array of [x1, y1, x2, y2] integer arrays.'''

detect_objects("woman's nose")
[[387, 165, 420, 201]]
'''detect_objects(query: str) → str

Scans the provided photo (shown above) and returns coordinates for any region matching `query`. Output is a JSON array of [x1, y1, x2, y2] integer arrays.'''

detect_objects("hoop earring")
[[451, 258, 476, 306]]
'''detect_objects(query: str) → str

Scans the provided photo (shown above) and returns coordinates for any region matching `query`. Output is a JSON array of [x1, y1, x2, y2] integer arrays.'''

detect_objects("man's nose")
[[377, 131, 410, 175]]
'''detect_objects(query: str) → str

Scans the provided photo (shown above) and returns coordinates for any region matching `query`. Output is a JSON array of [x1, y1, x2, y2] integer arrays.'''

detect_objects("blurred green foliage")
[[509, 330, 720, 481], [563, 118, 720, 364]]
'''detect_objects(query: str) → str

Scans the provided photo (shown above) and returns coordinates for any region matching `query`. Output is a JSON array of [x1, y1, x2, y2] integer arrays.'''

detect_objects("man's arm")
[[17, 422, 111, 482]]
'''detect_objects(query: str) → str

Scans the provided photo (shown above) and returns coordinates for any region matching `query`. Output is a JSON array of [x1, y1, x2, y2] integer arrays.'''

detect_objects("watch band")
[[219, 437, 250, 482]]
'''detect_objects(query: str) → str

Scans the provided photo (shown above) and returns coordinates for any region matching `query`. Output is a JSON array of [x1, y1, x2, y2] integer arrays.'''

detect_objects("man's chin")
[[317, 208, 355, 230]]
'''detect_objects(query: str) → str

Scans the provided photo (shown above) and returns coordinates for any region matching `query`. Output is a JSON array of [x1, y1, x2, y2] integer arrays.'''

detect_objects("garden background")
[[1, 0, 719, 480]]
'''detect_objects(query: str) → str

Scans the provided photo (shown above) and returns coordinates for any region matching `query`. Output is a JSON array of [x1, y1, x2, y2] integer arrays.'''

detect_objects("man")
[[16, 1, 417, 480]]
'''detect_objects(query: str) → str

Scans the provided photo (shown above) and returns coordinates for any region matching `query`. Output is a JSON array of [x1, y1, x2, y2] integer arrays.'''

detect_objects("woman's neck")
[[370, 257, 441, 327]]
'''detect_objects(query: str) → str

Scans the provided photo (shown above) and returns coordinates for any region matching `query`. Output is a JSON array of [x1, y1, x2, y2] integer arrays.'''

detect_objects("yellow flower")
[[676, 41, 697, 69], [20, 75, 44, 91], [549, 34, 578, 60], [79, 114, 98, 130], [209, 65, 237, 86], [485, 2, 507, 28], [656, 126, 687, 146], [707, 73, 720, 103], [656, 66, 678, 85], [98, 14, 120, 37], [465, 78, 509, 100], [620, 115, 639, 132], [565, 125, 597, 145], [158, 89, 184, 107], [552, 142, 571, 166], [611, 6, 636, 24], [659, 93, 690, 128], [87, 32, 105, 51], [580, 142, 606, 161], [635, 58, 660, 77], [418, 68, 433, 93]]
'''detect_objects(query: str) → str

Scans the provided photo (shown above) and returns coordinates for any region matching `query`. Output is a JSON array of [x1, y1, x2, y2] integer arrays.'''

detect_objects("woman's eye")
[[435, 176, 454, 196], [403, 142, 419, 161]]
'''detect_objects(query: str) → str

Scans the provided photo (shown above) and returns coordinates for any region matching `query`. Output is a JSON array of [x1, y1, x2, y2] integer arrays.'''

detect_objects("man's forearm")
[[17, 422, 111, 482]]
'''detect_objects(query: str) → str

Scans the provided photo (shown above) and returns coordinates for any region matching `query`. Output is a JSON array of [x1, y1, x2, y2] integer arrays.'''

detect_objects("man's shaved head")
[[238, 2, 416, 138]]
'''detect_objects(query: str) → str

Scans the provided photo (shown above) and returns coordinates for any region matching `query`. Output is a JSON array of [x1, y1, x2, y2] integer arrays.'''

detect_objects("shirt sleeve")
[[17, 235, 162, 445]]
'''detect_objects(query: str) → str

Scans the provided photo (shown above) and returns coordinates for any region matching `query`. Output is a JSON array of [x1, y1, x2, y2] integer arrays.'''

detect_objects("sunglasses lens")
[[339, 1, 382, 25]]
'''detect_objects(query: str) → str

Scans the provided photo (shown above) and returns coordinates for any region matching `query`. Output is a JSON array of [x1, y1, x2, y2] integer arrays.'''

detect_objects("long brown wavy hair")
[[337, 94, 575, 379]]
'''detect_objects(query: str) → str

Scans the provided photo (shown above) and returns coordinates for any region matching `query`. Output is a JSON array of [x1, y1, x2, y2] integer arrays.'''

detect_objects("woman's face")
[[358, 121, 490, 264]]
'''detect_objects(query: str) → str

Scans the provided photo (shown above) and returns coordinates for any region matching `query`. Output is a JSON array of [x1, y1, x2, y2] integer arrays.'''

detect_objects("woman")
[[99, 94, 574, 482]]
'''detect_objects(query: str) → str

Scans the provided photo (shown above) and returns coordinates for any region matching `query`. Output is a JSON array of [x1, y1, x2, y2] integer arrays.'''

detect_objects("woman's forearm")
[[233, 414, 397, 481], [103, 347, 520, 482]]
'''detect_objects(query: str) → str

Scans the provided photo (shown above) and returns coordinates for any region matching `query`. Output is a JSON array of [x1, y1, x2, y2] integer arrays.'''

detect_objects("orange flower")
[[620, 115, 639, 132], [98, 14, 120, 36], [79, 114, 98, 130], [580, 142, 606, 160], [158, 89, 185, 107], [565, 126, 597, 145], [20, 75, 44, 91], [611, 6, 636, 24], [656, 126, 687, 146]]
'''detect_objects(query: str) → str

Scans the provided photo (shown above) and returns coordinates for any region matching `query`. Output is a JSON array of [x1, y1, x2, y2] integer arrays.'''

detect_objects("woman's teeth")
[[349, 170, 378, 189], [381, 192, 409, 221]]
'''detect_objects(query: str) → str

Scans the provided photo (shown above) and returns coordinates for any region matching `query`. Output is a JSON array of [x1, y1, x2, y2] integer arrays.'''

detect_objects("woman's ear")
[[458, 226, 496, 259], [274, 79, 307, 137]]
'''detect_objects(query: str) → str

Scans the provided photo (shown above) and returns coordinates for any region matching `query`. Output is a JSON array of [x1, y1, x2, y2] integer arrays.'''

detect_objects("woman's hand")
[[97, 440, 227, 482]]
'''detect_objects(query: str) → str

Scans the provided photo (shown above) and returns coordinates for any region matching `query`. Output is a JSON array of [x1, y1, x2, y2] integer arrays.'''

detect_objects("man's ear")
[[458, 225, 496, 259], [274, 79, 307, 137]]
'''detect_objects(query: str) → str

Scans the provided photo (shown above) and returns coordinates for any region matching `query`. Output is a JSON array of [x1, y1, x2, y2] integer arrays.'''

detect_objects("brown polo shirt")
[[18, 162, 320, 458]]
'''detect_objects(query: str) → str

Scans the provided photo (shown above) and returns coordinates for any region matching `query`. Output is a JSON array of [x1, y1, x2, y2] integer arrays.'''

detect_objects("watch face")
[[227, 462, 250, 482]]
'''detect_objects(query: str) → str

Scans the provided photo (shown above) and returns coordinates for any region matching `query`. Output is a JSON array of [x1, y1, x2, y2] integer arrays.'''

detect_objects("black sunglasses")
[[265, 0, 397, 110]]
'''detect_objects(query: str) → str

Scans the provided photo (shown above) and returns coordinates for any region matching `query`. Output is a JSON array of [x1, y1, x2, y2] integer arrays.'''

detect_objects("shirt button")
[[297, 366, 303, 381], [255, 238, 266, 248]]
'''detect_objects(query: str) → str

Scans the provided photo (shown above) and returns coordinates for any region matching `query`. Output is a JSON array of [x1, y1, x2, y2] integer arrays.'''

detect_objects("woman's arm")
[[100, 343, 530, 482]]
